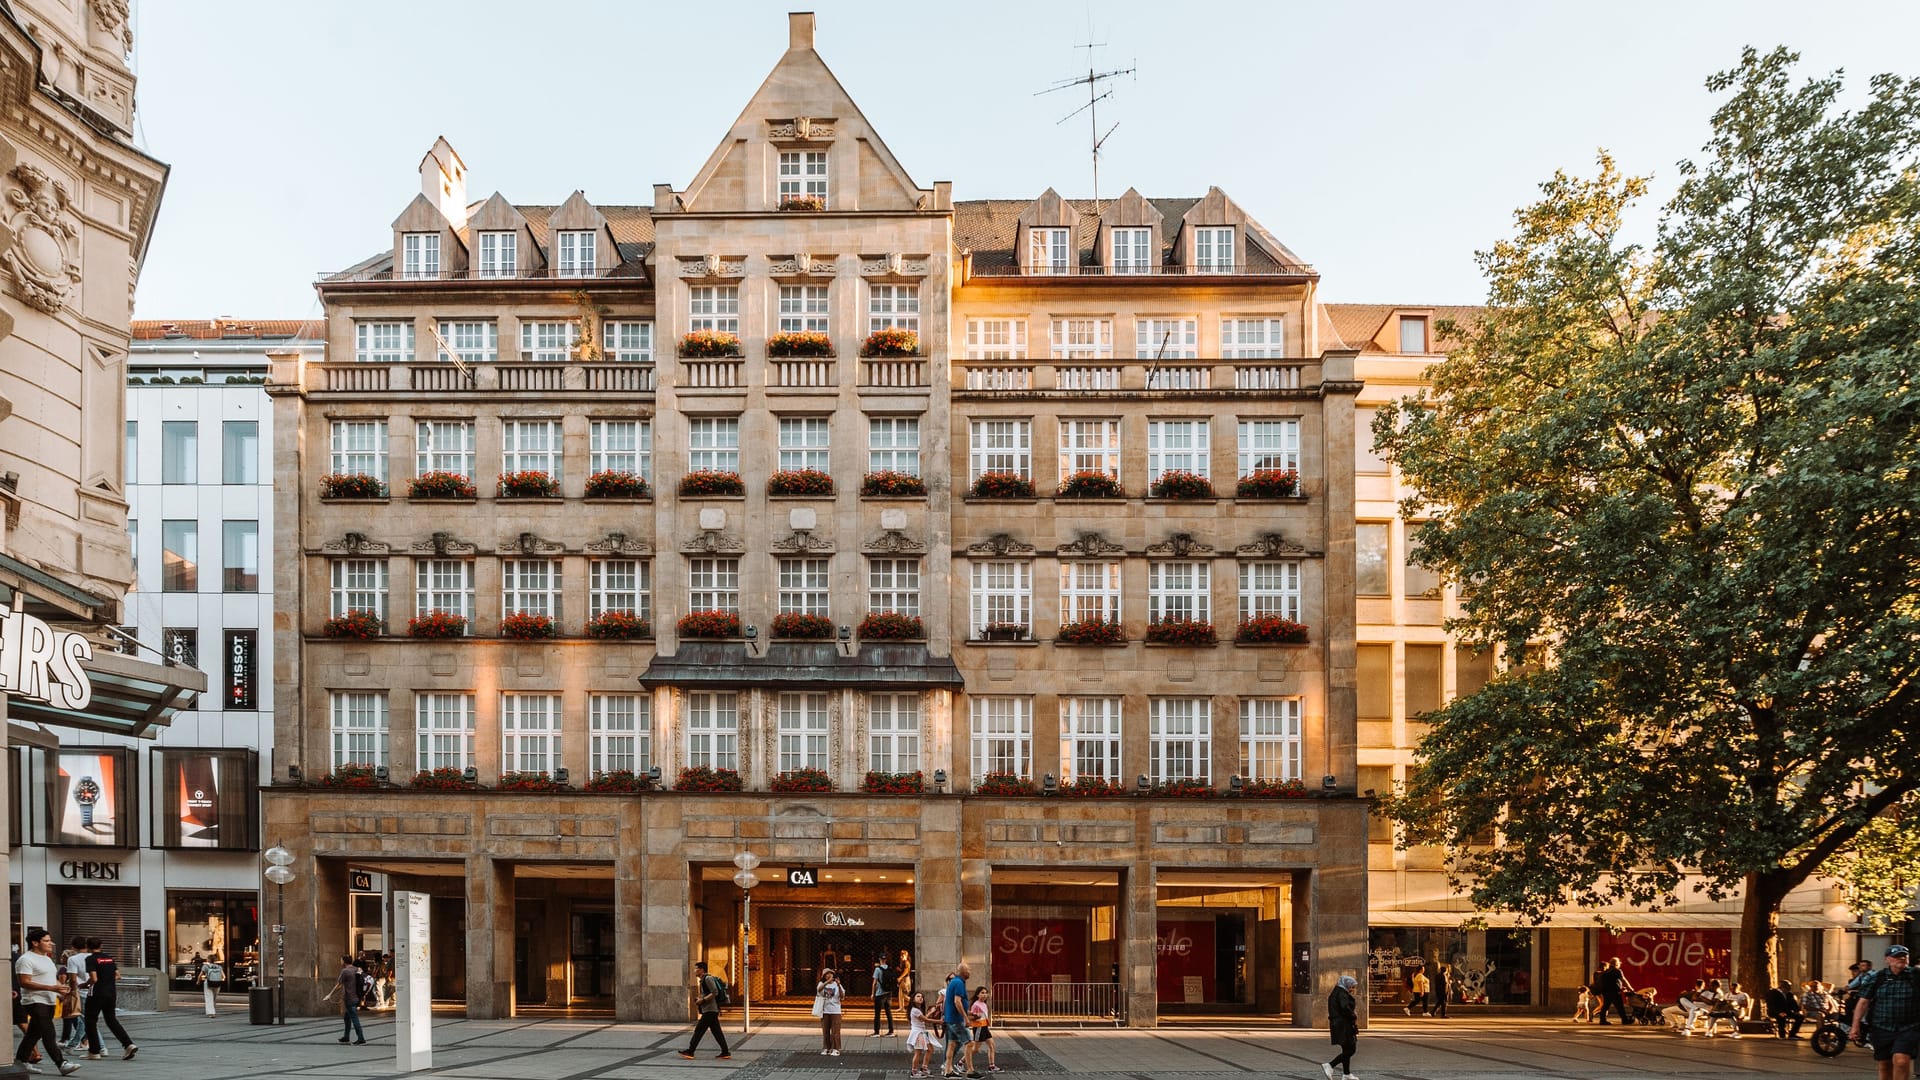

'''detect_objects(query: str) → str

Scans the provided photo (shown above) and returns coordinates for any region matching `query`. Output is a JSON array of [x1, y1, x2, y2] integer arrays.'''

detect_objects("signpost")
[[395, 891, 432, 1072]]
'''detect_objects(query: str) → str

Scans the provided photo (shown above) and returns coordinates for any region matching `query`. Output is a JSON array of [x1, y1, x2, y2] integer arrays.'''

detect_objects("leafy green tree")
[[1379, 48, 1920, 992]]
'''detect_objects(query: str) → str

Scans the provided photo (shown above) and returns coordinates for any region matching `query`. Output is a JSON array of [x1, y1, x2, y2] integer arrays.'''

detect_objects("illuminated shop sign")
[[0, 606, 93, 709]]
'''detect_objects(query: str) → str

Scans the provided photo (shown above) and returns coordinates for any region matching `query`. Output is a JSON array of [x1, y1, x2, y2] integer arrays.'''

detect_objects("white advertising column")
[[394, 891, 433, 1072]]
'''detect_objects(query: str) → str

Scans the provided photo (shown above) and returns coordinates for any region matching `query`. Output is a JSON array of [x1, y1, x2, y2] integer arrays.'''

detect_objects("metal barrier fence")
[[992, 981, 1124, 1026]]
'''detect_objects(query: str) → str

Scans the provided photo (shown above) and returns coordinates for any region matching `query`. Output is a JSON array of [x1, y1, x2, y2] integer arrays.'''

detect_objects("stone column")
[[1122, 858, 1158, 1027], [915, 798, 964, 976], [464, 854, 514, 1018], [613, 798, 648, 1021], [958, 799, 991, 979], [640, 797, 691, 1020], [1308, 801, 1369, 1029]]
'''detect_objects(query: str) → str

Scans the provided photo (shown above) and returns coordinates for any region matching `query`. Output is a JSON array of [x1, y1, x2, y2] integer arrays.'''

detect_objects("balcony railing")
[[958, 359, 1316, 394], [769, 359, 836, 388], [498, 364, 565, 391], [683, 359, 744, 389], [861, 358, 926, 388], [321, 265, 646, 283], [585, 364, 655, 392], [411, 365, 474, 391], [305, 361, 657, 395], [971, 262, 1313, 278]]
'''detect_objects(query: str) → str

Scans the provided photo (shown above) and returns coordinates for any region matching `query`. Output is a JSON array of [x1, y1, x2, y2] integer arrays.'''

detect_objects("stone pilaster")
[[464, 854, 514, 1018]]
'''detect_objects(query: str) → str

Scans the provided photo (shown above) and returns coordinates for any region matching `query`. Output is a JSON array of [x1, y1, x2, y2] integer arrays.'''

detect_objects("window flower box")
[[861, 470, 926, 497], [766, 330, 833, 357], [1056, 617, 1126, 645], [778, 194, 826, 212], [1057, 471, 1125, 499], [770, 767, 833, 793], [975, 771, 1036, 796], [1236, 468, 1300, 498], [585, 769, 645, 793], [497, 771, 567, 792], [767, 468, 834, 497], [408, 471, 478, 500], [499, 612, 556, 640], [1241, 778, 1311, 798], [860, 770, 925, 795], [679, 330, 742, 357], [1148, 470, 1216, 500], [677, 610, 742, 639], [980, 622, 1029, 642], [409, 767, 478, 791], [1144, 618, 1217, 646], [584, 470, 650, 499], [497, 470, 560, 498], [407, 611, 468, 639], [321, 473, 387, 499], [678, 470, 745, 497], [322, 610, 383, 639], [585, 610, 651, 640], [1152, 777, 1219, 798], [857, 612, 923, 640], [318, 763, 381, 789], [1061, 776, 1127, 797], [676, 765, 743, 792], [1235, 615, 1310, 644], [860, 327, 919, 357], [771, 612, 834, 639], [969, 472, 1036, 499]]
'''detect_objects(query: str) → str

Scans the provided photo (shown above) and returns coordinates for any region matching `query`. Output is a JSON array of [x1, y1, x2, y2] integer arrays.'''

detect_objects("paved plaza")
[[21, 1009, 1868, 1079]]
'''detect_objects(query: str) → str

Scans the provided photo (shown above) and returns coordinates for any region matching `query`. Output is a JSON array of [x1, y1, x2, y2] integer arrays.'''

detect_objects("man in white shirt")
[[14, 928, 80, 1075], [62, 937, 91, 1050]]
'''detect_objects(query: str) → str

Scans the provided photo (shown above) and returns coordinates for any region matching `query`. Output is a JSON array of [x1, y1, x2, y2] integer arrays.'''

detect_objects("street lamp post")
[[263, 844, 296, 1025], [731, 852, 761, 1035]]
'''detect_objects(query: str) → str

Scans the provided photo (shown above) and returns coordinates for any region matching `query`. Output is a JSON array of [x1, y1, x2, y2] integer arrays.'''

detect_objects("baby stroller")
[[1626, 989, 1662, 1025]]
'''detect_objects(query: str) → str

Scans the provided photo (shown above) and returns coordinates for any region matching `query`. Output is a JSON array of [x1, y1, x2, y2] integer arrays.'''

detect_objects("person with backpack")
[[1851, 944, 1920, 1080], [80, 938, 135, 1061], [198, 956, 224, 1017], [871, 953, 897, 1037], [676, 961, 731, 1060]]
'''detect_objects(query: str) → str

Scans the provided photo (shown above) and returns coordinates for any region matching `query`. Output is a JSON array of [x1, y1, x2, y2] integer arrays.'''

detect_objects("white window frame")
[[777, 150, 829, 201], [687, 417, 740, 473], [589, 559, 650, 621], [355, 321, 414, 363], [590, 693, 650, 777], [1058, 418, 1120, 480], [1241, 697, 1303, 782], [604, 320, 655, 363], [1059, 562, 1121, 625], [685, 691, 738, 771], [1050, 318, 1114, 360], [965, 318, 1028, 360], [1059, 697, 1122, 782], [777, 557, 831, 617], [501, 693, 562, 775], [867, 416, 920, 475], [1150, 698, 1213, 783], [776, 691, 831, 773], [971, 697, 1033, 779], [1238, 419, 1301, 475], [437, 320, 499, 364], [1147, 419, 1211, 481], [1221, 317, 1285, 359], [868, 693, 921, 774], [330, 692, 389, 769], [1028, 227, 1072, 274], [330, 558, 389, 620], [1193, 226, 1234, 273], [555, 230, 597, 277], [1135, 318, 1198, 359], [519, 320, 577, 363], [1149, 561, 1212, 624], [329, 419, 388, 480], [477, 231, 517, 279], [968, 419, 1032, 481], [777, 416, 830, 472], [777, 284, 830, 334], [589, 419, 652, 481], [970, 560, 1032, 635], [415, 693, 475, 773], [1239, 561, 1302, 622], [415, 420, 475, 478], [1399, 315, 1429, 354], [501, 558, 562, 619], [415, 559, 474, 626], [1111, 227, 1152, 274], [401, 232, 440, 279], [867, 558, 920, 617], [688, 285, 740, 334], [501, 419, 564, 480], [687, 557, 740, 614], [867, 284, 920, 333]]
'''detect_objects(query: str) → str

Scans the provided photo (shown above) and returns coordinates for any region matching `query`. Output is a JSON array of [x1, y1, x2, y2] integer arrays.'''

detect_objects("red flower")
[[586, 610, 651, 639], [318, 763, 382, 789], [970, 472, 1036, 499], [1145, 618, 1217, 646], [1236, 468, 1300, 498], [861, 471, 927, 497], [499, 612, 557, 639], [858, 612, 924, 640], [771, 768, 833, 793], [771, 612, 835, 639], [860, 328, 919, 357], [584, 470, 650, 499], [766, 330, 834, 356], [860, 770, 926, 795], [678, 470, 746, 497], [1057, 471, 1124, 499], [408, 471, 478, 499], [975, 772, 1036, 796], [675, 766, 743, 792], [497, 470, 560, 498], [1056, 617, 1126, 645], [407, 611, 468, 638], [320, 473, 387, 499], [767, 469, 834, 496], [322, 610, 383, 639], [678, 610, 742, 638], [1235, 615, 1310, 644], [679, 330, 743, 357], [1148, 470, 1215, 500], [409, 767, 478, 791]]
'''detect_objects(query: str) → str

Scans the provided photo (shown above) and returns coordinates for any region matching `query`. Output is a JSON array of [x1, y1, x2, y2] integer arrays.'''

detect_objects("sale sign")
[[991, 917, 1088, 984], [1596, 929, 1732, 1002], [1154, 917, 1217, 1003]]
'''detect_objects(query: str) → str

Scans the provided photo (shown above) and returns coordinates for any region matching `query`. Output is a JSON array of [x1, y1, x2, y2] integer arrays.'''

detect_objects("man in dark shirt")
[[1596, 958, 1634, 1025], [334, 955, 366, 1044], [1852, 945, 1920, 1080], [80, 938, 135, 1060]]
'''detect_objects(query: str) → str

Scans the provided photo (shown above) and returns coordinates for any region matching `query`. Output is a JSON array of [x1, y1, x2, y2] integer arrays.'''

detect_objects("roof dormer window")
[[1112, 227, 1152, 275], [1193, 227, 1233, 274], [556, 230, 596, 278], [401, 233, 440, 279], [477, 231, 517, 279], [1399, 315, 1429, 354], [778, 151, 828, 209], [1029, 227, 1072, 276]]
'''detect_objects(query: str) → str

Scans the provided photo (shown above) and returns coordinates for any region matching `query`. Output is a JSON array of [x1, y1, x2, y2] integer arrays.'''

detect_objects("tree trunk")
[[1738, 870, 1796, 997]]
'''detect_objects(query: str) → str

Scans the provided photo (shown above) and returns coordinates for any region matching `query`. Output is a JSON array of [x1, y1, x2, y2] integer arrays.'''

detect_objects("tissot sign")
[[0, 606, 93, 709]]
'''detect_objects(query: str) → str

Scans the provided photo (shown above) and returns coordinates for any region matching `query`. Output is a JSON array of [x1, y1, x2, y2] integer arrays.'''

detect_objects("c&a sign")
[[0, 605, 92, 709]]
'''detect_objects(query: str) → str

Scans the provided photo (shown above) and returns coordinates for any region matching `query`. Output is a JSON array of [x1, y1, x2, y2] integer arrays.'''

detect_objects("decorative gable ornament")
[[1235, 531, 1321, 559], [771, 529, 834, 554], [864, 530, 926, 555], [1058, 531, 1125, 558], [500, 532, 566, 556], [585, 531, 653, 556], [968, 533, 1035, 557], [1146, 532, 1214, 558], [413, 532, 476, 557], [2, 165, 83, 314]]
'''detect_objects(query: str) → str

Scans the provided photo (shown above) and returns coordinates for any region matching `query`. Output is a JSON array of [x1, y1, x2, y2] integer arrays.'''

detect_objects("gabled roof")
[[1323, 303, 1483, 354], [326, 203, 656, 281], [955, 196, 1308, 274], [131, 319, 324, 341]]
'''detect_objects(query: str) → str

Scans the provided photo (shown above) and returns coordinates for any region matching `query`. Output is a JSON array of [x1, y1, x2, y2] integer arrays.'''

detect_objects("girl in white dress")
[[905, 991, 933, 1077]]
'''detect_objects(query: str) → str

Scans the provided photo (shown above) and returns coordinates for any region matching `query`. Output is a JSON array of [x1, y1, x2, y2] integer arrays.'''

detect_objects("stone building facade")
[[266, 12, 1363, 1026]]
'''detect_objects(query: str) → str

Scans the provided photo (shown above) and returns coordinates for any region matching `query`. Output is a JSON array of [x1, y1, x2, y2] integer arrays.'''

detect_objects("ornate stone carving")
[[678, 255, 745, 278], [2, 165, 82, 314], [768, 255, 835, 277], [1146, 532, 1215, 558], [967, 533, 1034, 557], [860, 254, 928, 277], [412, 532, 476, 557], [89, 0, 133, 58], [864, 530, 926, 555], [769, 117, 836, 140], [321, 532, 391, 556], [585, 531, 653, 556], [682, 529, 744, 554], [1236, 531, 1319, 558], [771, 529, 834, 554], [1057, 531, 1124, 558], [498, 532, 565, 555]]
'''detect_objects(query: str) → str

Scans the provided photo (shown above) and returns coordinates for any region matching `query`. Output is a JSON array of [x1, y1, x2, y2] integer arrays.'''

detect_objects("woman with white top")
[[816, 968, 844, 1056]]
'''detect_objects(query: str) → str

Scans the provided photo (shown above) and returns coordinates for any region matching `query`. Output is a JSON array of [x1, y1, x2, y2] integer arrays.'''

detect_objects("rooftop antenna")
[[1037, 32, 1136, 215]]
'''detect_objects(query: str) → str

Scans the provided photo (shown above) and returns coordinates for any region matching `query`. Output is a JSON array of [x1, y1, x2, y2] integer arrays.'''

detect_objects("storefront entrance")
[[1155, 872, 1293, 1017], [697, 865, 916, 1006], [569, 906, 616, 1003], [165, 890, 260, 991]]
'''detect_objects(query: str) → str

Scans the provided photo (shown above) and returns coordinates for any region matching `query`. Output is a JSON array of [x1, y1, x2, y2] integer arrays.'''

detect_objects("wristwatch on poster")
[[75, 776, 101, 830]]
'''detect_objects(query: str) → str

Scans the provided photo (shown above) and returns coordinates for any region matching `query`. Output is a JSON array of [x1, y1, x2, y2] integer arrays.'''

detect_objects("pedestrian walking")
[[1595, 958, 1633, 1025], [14, 929, 80, 1075], [60, 938, 89, 1050], [871, 953, 897, 1036], [1406, 967, 1430, 1015], [1324, 973, 1359, 1079], [1852, 944, 1920, 1080], [198, 956, 224, 1016], [79, 939, 135, 1061], [906, 991, 934, 1077], [941, 962, 972, 1078], [1432, 963, 1451, 1018], [965, 987, 997, 1077], [676, 960, 732, 1060], [323, 955, 366, 1044], [815, 968, 844, 1055]]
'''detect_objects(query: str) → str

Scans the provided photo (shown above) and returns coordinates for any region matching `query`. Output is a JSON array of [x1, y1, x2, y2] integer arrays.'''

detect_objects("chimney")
[[420, 136, 469, 232], [789, 11, 815, 51]]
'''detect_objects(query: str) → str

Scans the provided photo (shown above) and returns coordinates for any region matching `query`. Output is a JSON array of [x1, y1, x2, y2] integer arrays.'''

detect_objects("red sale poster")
[[991, 917, 1088, 983], [1155, 917, 1217, 1002], [1596, 929, 1732, 1002]]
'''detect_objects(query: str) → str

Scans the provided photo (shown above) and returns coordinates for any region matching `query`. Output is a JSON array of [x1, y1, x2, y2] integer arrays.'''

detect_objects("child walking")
[[906, 991, 933, 1077], [966, 986, 998, 1076]]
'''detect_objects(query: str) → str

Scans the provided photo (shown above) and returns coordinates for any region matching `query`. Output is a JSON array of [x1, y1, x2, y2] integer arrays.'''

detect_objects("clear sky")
[[127, 0, 1920, 320]]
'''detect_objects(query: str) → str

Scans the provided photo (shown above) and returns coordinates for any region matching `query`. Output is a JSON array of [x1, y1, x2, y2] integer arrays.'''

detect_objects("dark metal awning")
[[0, 553, 110, 622], [4, 647, 204, 738], [640, 641, 965, 690]]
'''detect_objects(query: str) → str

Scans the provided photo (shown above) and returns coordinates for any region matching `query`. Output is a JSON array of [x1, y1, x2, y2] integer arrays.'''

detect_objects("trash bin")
[[249, 985, 275, 1025]]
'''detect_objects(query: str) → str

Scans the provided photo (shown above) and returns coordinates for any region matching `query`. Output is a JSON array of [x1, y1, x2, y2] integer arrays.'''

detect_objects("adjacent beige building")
[[265, 13, 1364, 1026]]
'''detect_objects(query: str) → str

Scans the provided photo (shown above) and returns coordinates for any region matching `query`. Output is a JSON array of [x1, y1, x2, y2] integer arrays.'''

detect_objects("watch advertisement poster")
[[174, 753, 221, 847], [54, 751, 121, 845]]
